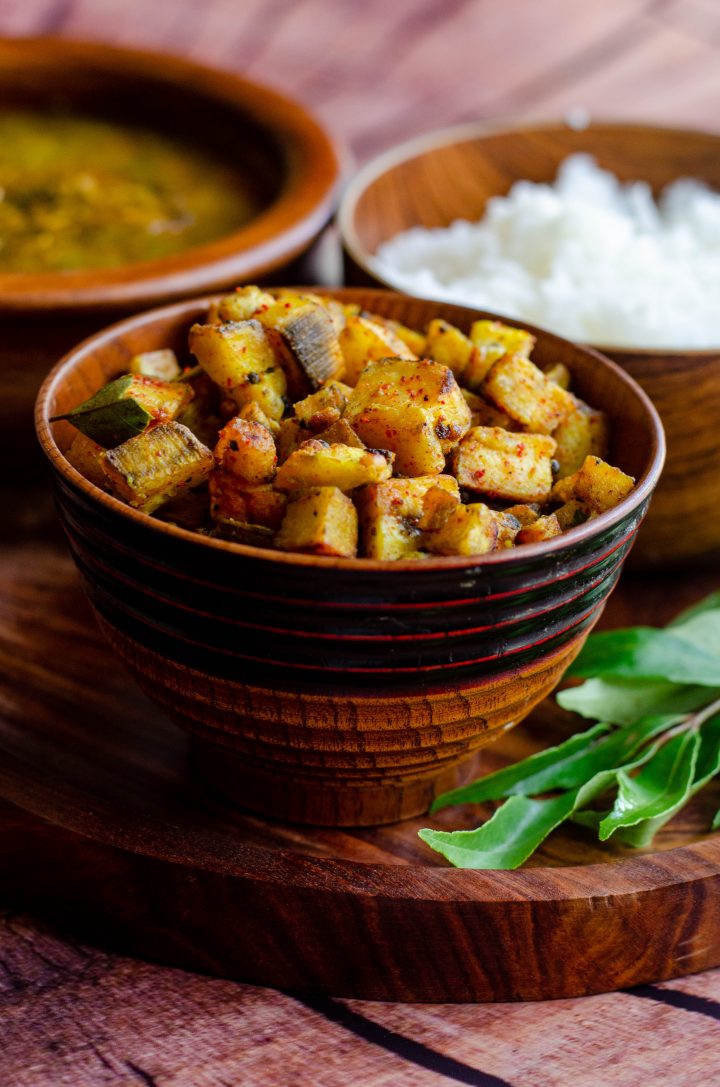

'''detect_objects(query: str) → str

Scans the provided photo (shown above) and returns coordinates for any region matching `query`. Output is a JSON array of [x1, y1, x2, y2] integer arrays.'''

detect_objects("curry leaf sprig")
[[419, 592, 720, 869]]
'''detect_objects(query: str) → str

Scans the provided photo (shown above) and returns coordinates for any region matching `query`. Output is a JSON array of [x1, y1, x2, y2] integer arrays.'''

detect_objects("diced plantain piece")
[[189, 319, 288, 420], [129, 349, 181, 382], [207, 285, 275, 324], [460, 320, 535, 390], [483, 354, 576, 434], [238, 400, 280, 436], [552, 399, 609, 478], [101, 422, 213, 513], [462, 388, 515, 429], [214, 417, 277, 483], [453, 427, 557, 502], [315, 417, 366, 448], [339, 314, 417, 384], [425, 502, 498, 556], [346, 358, 471, 475], [495, 510, 522, 548], [65, 431, 106, 488], [517, 513, 562, 545], [555, 499, 593, 530], [274, 440, 394, 493], [209, 471, 287, 529], [543, 362, 572, 390], [275, 418, 306, 464], [294, 381, 352, 431], [550, 455, 634, 514], [273, 303, 345, 392], [276, 486, 358, 557], [371, 314, 426, 356], [356, 476, 459, 559], [503, 503, 541, 528], [425, 319, 476, 380]]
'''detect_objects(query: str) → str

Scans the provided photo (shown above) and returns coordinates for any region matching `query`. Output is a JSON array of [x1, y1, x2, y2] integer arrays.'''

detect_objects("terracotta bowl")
[[338, 120, 720, 568], [0, 37, 340, 488], [36, 289, 664, 827]]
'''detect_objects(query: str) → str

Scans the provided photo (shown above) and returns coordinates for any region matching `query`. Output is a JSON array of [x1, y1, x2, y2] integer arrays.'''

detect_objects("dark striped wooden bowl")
[[35, 290, 665, 826]]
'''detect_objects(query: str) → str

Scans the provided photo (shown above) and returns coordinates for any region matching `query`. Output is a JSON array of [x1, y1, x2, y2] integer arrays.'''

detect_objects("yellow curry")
[[0, 111, 259, 273]]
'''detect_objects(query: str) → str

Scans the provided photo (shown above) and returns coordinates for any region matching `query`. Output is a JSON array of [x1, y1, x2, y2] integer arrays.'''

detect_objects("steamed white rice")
[[373, 154, 720, 350]]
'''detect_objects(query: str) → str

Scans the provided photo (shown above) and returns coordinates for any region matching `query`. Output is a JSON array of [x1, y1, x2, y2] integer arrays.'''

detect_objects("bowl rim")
[[35, 287, 666, 573], [0, 36, 343, 314], [337, 116, 720, 359]]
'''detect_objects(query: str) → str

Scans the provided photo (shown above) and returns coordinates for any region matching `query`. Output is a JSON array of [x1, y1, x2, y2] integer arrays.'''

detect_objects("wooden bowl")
[[0, 37, 340, 487], [36, 289, 664, 827], [339, 120, 720, 567]]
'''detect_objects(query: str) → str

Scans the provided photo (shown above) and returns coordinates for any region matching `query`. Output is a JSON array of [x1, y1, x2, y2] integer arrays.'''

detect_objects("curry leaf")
[[50, 375, 152, 447], [419, 793, 579, 870], [557, 678, 718, 725], [598, 730, 700, 842], [566, 627, 720, 686]]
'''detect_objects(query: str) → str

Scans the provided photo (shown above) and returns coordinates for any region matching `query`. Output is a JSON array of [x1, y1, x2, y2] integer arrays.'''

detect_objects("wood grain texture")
[[35, 289, 662, 826], [4, 0, 720, 1077], [339, 121, 720, 567], [2, 544, 720, 1003]]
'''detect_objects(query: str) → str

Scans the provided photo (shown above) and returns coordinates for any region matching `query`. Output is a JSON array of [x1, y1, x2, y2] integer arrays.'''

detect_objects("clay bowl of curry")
[[0, 36, 340, 484], [339, 120, 720, 568], [36, 287, 664, 827]]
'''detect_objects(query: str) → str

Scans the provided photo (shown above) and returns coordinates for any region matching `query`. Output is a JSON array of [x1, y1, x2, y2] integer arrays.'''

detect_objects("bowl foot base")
[[191, 738, 486, 827]]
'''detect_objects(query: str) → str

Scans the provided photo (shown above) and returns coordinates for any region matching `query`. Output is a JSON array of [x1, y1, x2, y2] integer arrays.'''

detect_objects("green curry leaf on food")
[[420, 592, 720, 870], [50, 375, 153, 447]]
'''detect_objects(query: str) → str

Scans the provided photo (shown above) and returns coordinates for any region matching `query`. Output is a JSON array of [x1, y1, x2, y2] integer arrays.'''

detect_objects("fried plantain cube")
[[65, 431, 106, 488], [238, 400, 280, 436], [543, 362, 572, 390], [339, 315, 417, 384], [425, 502, 499, 556], [101, 422, 214, 513], [189, 319, 288, 420], [554, 499, 593, 530], [314, 417, 366, 448], [483, 354, 576, 434], [553, 399, 608, 478], [463, 319, 536, 390], [264, 302, 345, 395], [356, 475, 460, 559], [293, 381, 352, 431], [462, 388, 515, 430], [551, 455, 634, 514], [214, 417, 277, 483], [276, 486, 358, 557], [274, 440, 394, 493], [276, 418, 305, 464], [453, 426, 557, 502], [503, 503, 541, 527], [517, 513, 562, 545], [375, 315, 426, 356], [346, 358, 471, 475], [424, 319, 476, 381], [206, 285, 275, 324], [209, 471, 287, 529], [129, 349, 181, 382]]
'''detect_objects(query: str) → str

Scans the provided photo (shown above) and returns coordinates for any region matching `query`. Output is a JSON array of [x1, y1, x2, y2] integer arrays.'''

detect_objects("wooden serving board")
[[2, 537, 720, 1003]]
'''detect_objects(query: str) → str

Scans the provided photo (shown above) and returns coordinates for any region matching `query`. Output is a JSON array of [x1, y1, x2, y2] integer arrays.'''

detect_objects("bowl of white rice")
[[338, 120, 720, 567]]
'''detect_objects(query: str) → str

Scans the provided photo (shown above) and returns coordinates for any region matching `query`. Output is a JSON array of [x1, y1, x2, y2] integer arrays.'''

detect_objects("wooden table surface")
[[3, 0, 720, 1083]]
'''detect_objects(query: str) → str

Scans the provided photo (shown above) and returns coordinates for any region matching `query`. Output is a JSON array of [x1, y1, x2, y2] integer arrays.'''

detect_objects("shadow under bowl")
[[339, 119, 720, 568], [36, 289, 664, 826]]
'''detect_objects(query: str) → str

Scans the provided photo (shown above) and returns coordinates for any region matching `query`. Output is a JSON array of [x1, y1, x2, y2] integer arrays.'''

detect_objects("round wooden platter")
[[2, 540, 720, 1003]]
